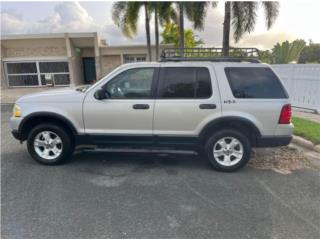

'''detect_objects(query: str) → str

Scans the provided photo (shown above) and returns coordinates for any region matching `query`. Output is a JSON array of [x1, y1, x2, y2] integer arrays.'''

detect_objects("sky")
[[1, 0, 320, 50]]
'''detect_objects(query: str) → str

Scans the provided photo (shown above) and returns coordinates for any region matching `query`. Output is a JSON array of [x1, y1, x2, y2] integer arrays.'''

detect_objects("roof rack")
[[160, 47, 261, 63]]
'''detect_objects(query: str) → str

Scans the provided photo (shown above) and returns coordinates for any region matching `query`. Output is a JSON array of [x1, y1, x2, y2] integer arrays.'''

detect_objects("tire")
[[27, 123, 74, 165], [205, 129, 251, 172]]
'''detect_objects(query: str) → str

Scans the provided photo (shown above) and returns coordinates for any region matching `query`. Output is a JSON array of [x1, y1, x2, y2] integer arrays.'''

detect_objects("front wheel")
[[205, 129, 251, 172], [27, 124, 74, 165]]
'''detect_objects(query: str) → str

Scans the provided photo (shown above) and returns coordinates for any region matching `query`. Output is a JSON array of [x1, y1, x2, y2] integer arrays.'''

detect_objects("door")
[[153, 66, 221, 139], [83, 67, 158, 145], [83, 57, 97, 84]]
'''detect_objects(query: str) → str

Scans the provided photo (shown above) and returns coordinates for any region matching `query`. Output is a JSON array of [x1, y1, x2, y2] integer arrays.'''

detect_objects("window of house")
[[6, 62, 39, 86], [158, 67, 212, 99], [5, 61, 70, 87], [224, 67, 288, 99], [39, 62, 70, 86], [104, 68, 155, 99], [123, 55, 147, 64]]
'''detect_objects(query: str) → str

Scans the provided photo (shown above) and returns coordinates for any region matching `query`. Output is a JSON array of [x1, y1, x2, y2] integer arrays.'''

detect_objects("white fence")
[[272, 64, 320, 113]]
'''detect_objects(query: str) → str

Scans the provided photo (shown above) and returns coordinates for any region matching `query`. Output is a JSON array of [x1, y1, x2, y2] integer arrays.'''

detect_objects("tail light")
[[279, 104, 292, 124]]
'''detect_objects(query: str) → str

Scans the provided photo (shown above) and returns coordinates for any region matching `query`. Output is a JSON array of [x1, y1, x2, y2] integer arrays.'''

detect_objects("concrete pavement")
[[1, 106, 320, 238]]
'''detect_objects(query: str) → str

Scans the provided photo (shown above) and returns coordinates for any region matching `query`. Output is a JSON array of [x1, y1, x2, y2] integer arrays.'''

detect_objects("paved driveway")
[[1, 105, 320, 238]]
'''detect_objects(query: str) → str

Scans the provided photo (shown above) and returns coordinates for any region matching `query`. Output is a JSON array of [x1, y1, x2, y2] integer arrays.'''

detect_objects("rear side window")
[[225, 67, 288, 99], [158, 67, 212, 99]]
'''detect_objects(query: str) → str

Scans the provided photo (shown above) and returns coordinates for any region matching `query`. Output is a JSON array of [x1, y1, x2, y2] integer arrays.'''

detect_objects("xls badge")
[[223, 100, 236, 104]]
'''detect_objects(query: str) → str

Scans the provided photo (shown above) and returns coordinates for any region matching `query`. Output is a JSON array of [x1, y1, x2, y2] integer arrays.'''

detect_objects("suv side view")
[[10, 48, 293, 172]]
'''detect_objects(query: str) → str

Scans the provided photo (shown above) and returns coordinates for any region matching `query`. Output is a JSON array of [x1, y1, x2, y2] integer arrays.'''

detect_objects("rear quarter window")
[[224, 67, 288, 99]]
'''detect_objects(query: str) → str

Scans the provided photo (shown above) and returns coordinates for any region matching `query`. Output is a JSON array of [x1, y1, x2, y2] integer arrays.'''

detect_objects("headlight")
[[13, 104, 22, 117]]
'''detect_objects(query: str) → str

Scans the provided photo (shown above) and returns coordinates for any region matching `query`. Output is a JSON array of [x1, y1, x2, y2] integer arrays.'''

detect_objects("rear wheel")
[[27, 124, 74, 165], [205, 129, 251, 172]]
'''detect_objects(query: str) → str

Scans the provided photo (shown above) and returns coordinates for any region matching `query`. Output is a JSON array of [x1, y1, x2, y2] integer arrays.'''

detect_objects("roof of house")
[[1, 32, 97, 40]]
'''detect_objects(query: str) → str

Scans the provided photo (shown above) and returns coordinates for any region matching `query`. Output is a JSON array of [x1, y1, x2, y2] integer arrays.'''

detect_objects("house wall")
[[1, 38, 69, 89], [0, 33, 174, 91], [81, 48, 95, 58], [2, 38, 67, 58], [1, 45, 7, 88], [101, 55, 122, 77], [68, 39, 84, 86], [101, 45, 168, 61]]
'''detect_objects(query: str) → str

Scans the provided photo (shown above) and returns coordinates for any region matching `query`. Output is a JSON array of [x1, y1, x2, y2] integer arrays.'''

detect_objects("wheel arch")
[[19, 112, 78, 141], [199, 116, 261, 147]]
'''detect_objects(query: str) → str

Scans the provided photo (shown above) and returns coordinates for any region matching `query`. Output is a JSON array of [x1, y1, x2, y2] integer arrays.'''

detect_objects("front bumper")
[[11, 129, 21, 140], [256, 135, 292, 147], [10, 116, 23, 141]]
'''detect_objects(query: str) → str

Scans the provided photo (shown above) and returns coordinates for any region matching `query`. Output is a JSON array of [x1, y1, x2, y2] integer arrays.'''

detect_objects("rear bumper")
[[256, 135, 292, 147]]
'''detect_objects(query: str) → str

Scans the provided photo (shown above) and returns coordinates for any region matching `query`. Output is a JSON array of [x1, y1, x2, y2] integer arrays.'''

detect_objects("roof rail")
[[160, 47, 261, 63]]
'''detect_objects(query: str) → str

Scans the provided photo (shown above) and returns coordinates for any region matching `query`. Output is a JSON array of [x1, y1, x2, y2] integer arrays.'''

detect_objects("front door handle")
[[199, 104, 217, 109], [133, 104, 150, 110]]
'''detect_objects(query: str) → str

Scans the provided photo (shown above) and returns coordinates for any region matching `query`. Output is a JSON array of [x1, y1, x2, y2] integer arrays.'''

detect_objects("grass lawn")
[[292, 117, 320, 145]]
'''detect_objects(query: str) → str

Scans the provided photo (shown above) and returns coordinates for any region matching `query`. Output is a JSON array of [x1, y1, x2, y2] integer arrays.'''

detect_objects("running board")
[[75, 145, 197, 155]]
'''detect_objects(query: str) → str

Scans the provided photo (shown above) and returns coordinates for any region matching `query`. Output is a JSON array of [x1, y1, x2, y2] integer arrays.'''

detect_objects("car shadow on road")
[[68, 150, 213, 172]]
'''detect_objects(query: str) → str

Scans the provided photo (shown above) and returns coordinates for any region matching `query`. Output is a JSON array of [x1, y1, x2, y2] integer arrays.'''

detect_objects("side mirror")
[[94, 89, 107, 100]]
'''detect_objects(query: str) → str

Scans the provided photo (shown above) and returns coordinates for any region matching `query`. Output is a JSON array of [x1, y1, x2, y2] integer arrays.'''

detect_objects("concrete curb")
[[292, 135, 320, 153]]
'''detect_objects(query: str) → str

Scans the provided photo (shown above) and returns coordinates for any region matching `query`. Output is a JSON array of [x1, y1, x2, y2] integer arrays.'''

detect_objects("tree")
[[259, 50, 273, 64], [298, 41, 320, 63], [272, 39, 306, 64], [112, 2, 152, 61], [161, 23, 204, 48], [149, 2, 174, 60], [173, 2, 216, 55], [222, 1, 280, 56]]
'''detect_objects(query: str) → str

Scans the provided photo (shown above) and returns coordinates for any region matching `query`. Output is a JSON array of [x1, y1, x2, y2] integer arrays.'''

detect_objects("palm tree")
[[112, 2, 152, 61], [222, 1, 280, 56], [149, 2, 173, 60], [272, 39, 306, 64], [165, 2, 216, 55]]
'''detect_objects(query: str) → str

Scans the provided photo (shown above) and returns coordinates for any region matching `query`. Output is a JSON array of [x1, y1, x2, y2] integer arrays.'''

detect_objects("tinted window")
[[105, 68, 154, 99], [7, 62, 37, 74], [196, 68, 212, 98], [39, 62, 69, 73], [159, 67, 212, 99], [225, 67, 288, 99]]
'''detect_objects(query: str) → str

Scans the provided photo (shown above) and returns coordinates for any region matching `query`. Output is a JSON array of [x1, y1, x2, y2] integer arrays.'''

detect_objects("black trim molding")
[[19, 112, 78, 135], [256, 135, 292, 147], [75, 134, 198, 149]]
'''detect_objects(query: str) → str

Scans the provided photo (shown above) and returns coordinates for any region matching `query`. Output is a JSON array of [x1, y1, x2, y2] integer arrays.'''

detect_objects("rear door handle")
[[199, 104, 217, 109], [133, 104, 150, 110]]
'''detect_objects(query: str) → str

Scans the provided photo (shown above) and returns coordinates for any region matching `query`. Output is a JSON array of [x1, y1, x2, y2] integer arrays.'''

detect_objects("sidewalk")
[[293, 109, 320, 123]]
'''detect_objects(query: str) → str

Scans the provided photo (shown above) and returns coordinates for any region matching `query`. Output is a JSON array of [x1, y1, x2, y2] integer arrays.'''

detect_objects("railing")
[[272, 64, 320, 113], [160, 48, 260, 63]]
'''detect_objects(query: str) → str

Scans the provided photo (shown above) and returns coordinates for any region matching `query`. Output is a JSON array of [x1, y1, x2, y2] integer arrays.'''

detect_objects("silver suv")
[[10, 49, 293, 172]]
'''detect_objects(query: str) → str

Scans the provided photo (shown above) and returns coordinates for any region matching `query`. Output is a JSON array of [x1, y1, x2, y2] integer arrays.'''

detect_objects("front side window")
[[158, 67, 212, 99], [105, 68, 155, 99], [225, 67, 288, 99]]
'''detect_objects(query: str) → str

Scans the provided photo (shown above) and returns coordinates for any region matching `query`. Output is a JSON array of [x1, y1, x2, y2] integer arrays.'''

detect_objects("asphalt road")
[[1, 105, 320, 238]]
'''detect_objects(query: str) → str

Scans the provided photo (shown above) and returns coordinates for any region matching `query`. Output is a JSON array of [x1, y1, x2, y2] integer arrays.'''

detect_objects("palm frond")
[[243, 1, 258, 33], [112, 2, 141, 38], [262, 1, 279, 29], [112, 2, 127, 27], [158, 2, 177, 26], [211, 2, 218, 8], [231, 2, 245, 42], [185, 2, 210, 30]]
